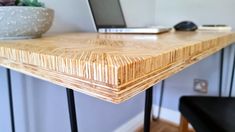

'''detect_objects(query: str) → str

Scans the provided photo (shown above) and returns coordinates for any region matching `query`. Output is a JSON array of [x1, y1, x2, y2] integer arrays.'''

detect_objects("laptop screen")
[[88, 0, 126, 29]]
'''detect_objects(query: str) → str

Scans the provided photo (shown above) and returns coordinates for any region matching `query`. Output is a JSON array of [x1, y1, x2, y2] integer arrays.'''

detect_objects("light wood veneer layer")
[[0, 31, 235, 103]]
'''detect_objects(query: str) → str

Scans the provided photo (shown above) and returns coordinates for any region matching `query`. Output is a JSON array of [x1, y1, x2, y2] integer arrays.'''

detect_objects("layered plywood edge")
[[0, 31, 235, 103]]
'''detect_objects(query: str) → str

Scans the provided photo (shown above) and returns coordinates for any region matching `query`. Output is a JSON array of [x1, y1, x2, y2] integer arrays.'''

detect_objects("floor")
[[136, 119, 195, 132]]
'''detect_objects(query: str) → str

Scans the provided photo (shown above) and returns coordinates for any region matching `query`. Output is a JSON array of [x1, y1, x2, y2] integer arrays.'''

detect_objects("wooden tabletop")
[[0, 31, 235, 103]]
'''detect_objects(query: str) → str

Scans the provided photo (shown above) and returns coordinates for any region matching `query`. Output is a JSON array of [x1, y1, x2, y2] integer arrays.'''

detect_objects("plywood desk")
[[0, 31, 235, 132]]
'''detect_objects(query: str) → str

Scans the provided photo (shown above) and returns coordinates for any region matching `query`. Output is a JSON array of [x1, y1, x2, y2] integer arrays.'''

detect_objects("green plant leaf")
[[18, 0, 44, 7]]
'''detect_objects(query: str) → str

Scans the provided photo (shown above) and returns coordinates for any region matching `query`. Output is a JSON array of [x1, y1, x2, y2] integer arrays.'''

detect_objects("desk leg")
[[219, 48, 224, 97], [153, 80, 165, 120], [66, 89, 78, 132], [6, 69, 15, 132], [144, 87, 153, 132], [229, 50, 235, 97]]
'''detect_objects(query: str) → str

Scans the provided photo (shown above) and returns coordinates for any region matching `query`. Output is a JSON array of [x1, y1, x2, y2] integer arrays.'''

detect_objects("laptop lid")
[[88, 0, 127, 30]]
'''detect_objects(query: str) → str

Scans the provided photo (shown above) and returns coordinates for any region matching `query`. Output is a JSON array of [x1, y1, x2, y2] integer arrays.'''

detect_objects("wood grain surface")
[[0, 31, 234, 103]]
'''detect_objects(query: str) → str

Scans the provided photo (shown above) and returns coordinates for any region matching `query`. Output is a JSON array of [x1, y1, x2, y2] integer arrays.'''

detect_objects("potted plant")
[[0, 0, 54, 39]]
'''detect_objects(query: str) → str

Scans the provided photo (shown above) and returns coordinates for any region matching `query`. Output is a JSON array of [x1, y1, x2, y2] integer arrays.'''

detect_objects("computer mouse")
[[174, 21, 198, 31]]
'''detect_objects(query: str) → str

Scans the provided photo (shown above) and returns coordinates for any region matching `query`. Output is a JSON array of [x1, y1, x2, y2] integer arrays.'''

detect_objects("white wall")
[[121, 0, 155, 27], [155, 0, 235, 28], [153, 0, 235, 111], [0, 68, 11, 132]]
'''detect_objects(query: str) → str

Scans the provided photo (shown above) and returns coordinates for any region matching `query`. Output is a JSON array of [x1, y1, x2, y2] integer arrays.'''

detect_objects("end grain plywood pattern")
[[0, 31, 235, 103]]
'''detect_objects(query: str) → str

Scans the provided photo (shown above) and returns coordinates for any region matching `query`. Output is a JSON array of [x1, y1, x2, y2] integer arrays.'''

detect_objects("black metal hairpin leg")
[[66, 89, 78, 132], [157, 80, 165, 120], [144, 86, 153, 132], [6, 69, 15, 132], [219, 48, 224, 97], [229, 50, 235, 97], [152, 80, 165, 121]]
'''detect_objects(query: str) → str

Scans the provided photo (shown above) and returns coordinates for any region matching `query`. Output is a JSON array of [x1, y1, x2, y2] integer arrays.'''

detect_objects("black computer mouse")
[[174, 21, 198, 31]]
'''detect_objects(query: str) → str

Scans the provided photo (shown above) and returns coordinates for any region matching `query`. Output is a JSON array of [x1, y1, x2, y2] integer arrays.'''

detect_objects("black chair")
[[179, 96, 235, 132]]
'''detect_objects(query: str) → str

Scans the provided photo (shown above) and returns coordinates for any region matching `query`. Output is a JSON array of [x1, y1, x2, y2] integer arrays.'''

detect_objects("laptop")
[[88, 0, 171, 34]]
